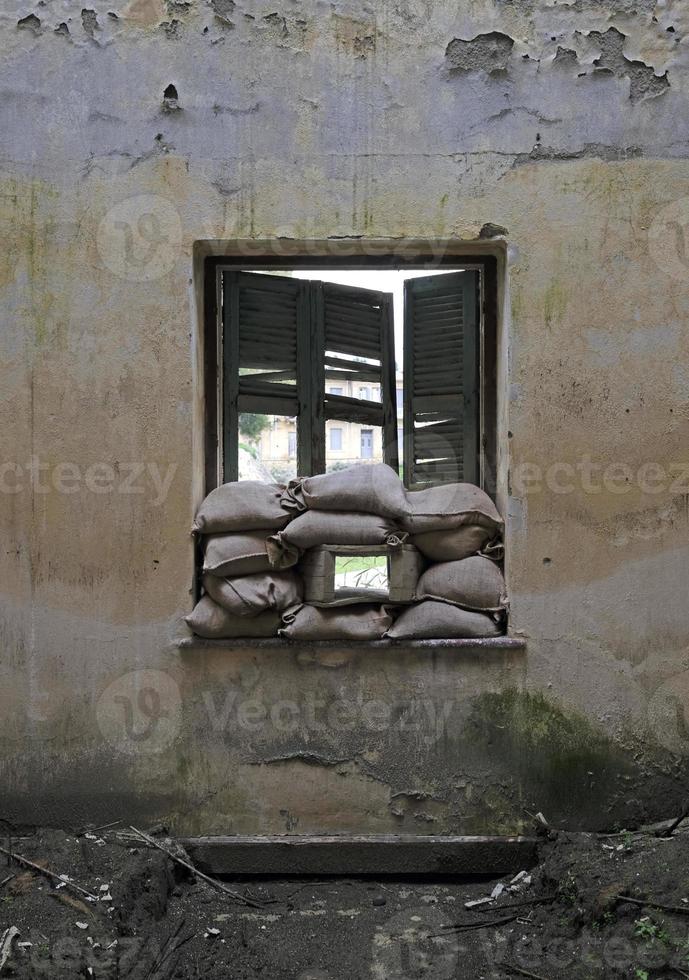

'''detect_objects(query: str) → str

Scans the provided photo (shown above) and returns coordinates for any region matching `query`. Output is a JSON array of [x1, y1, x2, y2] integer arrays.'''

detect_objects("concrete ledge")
[[177, 636, 527, 652], [182, 834, 538, 876]]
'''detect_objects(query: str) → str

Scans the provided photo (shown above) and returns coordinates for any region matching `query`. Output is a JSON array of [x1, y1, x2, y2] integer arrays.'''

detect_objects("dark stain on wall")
[[81, 8, 99, 38], [463, 689, 689, 830], [209, 0, 235, 27], [512, 143, 644, 167], [17, 13, 41, 34], [445, 32, 515, 74], [589, 27, 669, 102]]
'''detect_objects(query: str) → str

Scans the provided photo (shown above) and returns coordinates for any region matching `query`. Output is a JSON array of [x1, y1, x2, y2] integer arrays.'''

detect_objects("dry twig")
[[659, 804, 689, 838], [0, 844, 99, 903], [129, 826, 266, 910], [463, 894, 556, 915], [144, 919, 195, 980], [438, 913, 519, 934], [616, 894, 689, 917], [505, 965, 551, 980]]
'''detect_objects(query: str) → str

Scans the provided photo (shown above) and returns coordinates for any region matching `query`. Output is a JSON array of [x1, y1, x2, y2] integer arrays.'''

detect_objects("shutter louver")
[[322, 282, 398, 472], [222, 271, 308, 480], [403, 271, 479, 488]]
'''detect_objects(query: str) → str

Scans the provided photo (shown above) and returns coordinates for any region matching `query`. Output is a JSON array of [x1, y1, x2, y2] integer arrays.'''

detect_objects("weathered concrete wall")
[[1, 0, 688, 834]]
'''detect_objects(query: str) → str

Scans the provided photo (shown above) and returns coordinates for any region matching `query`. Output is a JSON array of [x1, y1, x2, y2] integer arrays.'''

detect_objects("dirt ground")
[[0, 819, 688, 979]]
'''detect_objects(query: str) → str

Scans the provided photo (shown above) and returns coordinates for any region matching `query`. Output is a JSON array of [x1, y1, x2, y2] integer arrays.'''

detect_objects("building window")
[[204, 253, 497, 494], [217, 271, 398, 481]]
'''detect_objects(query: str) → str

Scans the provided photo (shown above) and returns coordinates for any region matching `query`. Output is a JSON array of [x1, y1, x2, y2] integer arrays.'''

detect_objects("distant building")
[[247, 372, 404, 481]]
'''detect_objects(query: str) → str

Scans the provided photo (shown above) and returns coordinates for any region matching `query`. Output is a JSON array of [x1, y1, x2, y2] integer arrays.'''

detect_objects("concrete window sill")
[[177, 636, 526, 652]]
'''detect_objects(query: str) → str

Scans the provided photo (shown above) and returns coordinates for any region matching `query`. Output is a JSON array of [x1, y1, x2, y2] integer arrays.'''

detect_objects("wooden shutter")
[[321, 282, 398, 472], [403, 271, 480, 488], [221, 272, 397, 479], [222, 271, 314, 480]]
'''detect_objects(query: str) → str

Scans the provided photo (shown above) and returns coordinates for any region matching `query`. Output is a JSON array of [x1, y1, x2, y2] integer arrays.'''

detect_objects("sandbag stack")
[[186, 464, 508, 641], [186, 482, 300, 639], [389, 484, 506, 639]]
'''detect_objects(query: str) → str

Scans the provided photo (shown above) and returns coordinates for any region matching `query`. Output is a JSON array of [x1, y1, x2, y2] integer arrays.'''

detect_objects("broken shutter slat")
[[403, 271, 479, 489]]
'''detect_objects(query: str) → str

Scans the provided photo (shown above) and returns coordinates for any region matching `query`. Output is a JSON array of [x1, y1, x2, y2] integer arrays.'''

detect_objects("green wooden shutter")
[[222, 271, 310, 480], [221, 272, 397, 479], [403, 271, 480, 488], [321, 282, 398, 472]]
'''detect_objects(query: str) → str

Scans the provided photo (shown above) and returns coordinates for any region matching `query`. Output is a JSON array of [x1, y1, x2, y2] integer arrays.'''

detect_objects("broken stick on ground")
[[128, 826, 266, 910]]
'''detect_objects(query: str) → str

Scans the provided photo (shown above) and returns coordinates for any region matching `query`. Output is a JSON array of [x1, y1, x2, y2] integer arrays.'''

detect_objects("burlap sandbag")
[[386, 602, 502, 640], [203, 532, 273, 576], [185, 596, 281, 638], [281, 463, 407, 519], [267, 511, 407, 569], [402, 483, 503, 534], [412, 525, 496, 562], [203, 570, 301, 617], [416, 555, 508, 612], [279, 604, 392, 640], [193, 481, 289, 534]]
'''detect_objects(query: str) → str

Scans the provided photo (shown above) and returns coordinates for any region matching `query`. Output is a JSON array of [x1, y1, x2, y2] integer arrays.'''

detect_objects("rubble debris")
[[1, 824, 688, 977], [0, 927, 20, 972], [464, 896, 494, 909], [0, 844, 99, 903]]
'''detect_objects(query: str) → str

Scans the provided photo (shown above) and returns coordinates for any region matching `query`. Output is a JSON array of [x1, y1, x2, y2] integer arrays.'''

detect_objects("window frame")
[[202, 248, 498, 498]]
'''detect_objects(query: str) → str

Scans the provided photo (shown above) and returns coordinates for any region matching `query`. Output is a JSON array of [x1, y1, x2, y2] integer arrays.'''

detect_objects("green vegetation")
[[239, 413, 271, 441], [634, 917, 670, 945]]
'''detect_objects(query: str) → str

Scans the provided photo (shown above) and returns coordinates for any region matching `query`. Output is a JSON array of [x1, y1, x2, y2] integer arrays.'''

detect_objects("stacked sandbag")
[[281, 463, 408, 519], [402, 483, 503, 561], [193, 481, 290, 534], [267, 511, 407, 570], [186, 482, 299, 638], [203, 571, 301, 617], [280, 604, 392, 641], [387, 603, 502, 640], [186, 597, 282, 639], [390, 554, 507, 640], [185, 464, 508, 642]]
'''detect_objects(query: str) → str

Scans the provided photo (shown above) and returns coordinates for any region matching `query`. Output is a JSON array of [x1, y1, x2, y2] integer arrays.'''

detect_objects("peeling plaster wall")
[[1, 0, 689, 834]]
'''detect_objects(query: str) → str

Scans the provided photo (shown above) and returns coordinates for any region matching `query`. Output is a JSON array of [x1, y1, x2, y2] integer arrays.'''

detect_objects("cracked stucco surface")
[[0, 0, 688, 834]]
